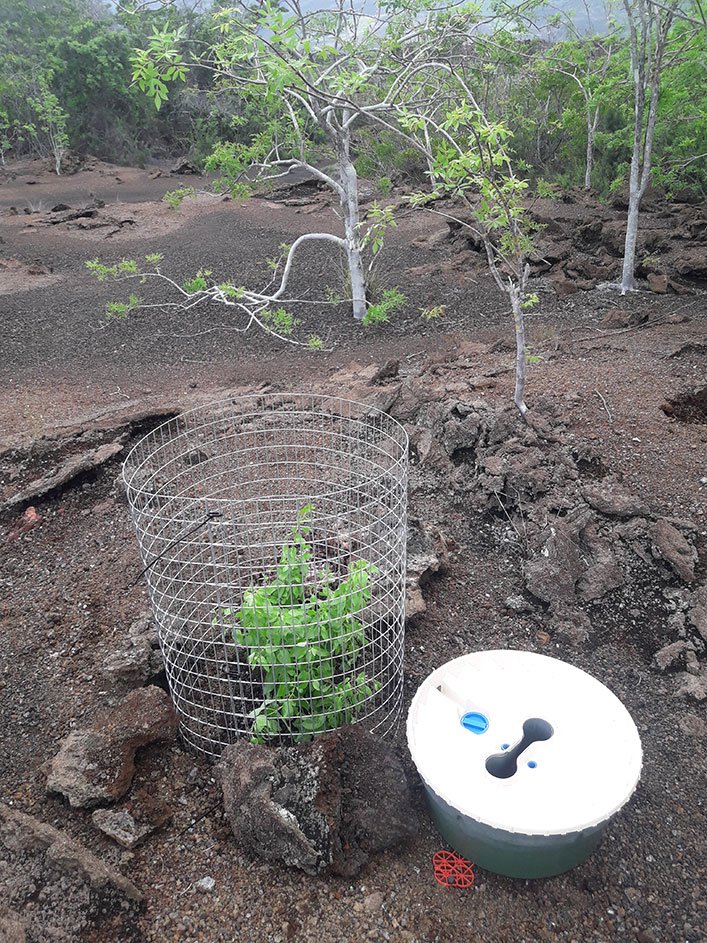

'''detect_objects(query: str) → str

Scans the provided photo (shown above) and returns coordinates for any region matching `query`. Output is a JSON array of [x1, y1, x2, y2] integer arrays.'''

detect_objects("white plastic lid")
[[407, 649, 643, 836]]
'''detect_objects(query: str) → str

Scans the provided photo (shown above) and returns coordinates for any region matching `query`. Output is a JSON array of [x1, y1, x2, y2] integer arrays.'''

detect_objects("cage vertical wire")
[[123, 393, 408, 760]]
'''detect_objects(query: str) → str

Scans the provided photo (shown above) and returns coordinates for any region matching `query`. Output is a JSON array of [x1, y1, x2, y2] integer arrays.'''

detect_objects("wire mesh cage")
[[123, 393, 408, 760]]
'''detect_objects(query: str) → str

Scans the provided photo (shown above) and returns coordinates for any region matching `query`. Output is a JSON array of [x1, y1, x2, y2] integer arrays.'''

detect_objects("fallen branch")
[[86, 233, 349, 350], [572, 301, 702, 345], [594, 389, 614, 423]]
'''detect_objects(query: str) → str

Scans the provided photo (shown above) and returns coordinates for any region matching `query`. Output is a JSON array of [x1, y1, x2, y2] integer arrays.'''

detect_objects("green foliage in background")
[[0, 0, 261, 165], [0, 1, 703, 196]]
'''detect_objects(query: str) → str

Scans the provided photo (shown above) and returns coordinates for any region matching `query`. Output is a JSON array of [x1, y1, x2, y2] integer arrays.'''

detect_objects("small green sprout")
[[420, 304, 446, 321], [362, 287, 406, 326], [163, 186, 195, 210]]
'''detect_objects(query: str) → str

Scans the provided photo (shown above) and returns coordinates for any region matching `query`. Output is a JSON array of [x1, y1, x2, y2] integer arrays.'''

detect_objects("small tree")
[[405, 102, 536, 417], [126, 1, 539, 412], [544, 24, 621, 191], [129, 1, 508, 322], [28, 72, 69, 175], [323, 20, 538, 416]]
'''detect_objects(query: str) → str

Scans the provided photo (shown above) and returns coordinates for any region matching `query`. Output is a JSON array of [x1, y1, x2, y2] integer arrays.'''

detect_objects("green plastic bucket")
[[407, 650, 642, 879]]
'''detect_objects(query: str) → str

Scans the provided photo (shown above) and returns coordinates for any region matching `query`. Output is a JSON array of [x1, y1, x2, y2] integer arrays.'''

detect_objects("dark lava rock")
[[525, 517, 588, 606], [600, 309, 649, 330], [406, 518, 448, 619], [101, 612, 164, 689], [220, 726, 417, 876], [688, 584, 707, 643], [0, 804, 141, 943], [674, 245, 707, 278], [547, 605, 593, 646], [583, 483, 650, 518], [442, 412, 481, 460], [675, 669, 707, 701], [550, 270, 594, 298], [101, 635, 153, 688], [46, 686, 178, 808], [221, 741, 333, 876], [647, 272, 669, 293], [651, 519, 697, 582], [91, 788, 172, 848], [577, 560, 626, 601], [371, 358, 400, 383]]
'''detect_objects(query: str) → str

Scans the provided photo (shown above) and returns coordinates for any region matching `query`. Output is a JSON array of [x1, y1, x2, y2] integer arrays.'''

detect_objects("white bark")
[[510, 284, 528, 419], [422, 122, 437, 185], [337, 135, 367, 321], [584, 107, 599, 191], [621, 191, 642, 291], [620, 0, 676, 293]]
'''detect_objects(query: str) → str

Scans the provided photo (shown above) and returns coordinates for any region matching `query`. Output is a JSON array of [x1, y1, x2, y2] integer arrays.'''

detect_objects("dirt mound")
[[663, 385, 707, 423], [0, 256, 62, 294]]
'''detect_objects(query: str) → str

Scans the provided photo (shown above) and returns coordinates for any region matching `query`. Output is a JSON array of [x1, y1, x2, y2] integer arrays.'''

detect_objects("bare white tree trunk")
[[621, 189, 643, 291], [423, 123, 437, 185], [620, 0, 675, 293], [337, 136, 367, 321], [510, 284, 528, 418], [620, 15, 647, 293], [584, 106, 599, 190]]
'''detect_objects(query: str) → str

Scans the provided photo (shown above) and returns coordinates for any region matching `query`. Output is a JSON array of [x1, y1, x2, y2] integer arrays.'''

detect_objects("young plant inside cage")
[[216, 505, 379, 743]]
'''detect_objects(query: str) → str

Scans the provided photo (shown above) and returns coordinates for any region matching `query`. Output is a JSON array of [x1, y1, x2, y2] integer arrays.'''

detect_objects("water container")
[[407, 649, 643, 878]]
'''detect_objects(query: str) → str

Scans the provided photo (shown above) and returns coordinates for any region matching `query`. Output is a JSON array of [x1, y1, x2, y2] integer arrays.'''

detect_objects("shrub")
[[362, 287, 406, 326], [218, 505, 379, 742]]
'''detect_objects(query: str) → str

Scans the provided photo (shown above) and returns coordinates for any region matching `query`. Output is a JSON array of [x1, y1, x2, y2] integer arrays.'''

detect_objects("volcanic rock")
[[406, 518, 448, 619], [220, 726, 416, 876], [688, 584, 707, 642], [101, 635, 153, 688], [91, 789, 172, 848], [577, 560, 626, 601], [647, 272, 669, 293], [651, 520, 697, 582], [654, 640, 688, 671], [675, 670, 707, 701], [525, 518, 588, 606], [0, 804, 141, 943], [46, 686, 178, 808], [583, 483, 650, 518]]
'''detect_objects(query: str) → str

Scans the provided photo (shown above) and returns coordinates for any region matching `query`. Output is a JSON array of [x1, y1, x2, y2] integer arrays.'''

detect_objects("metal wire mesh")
[[123, 393, 408, 760]]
